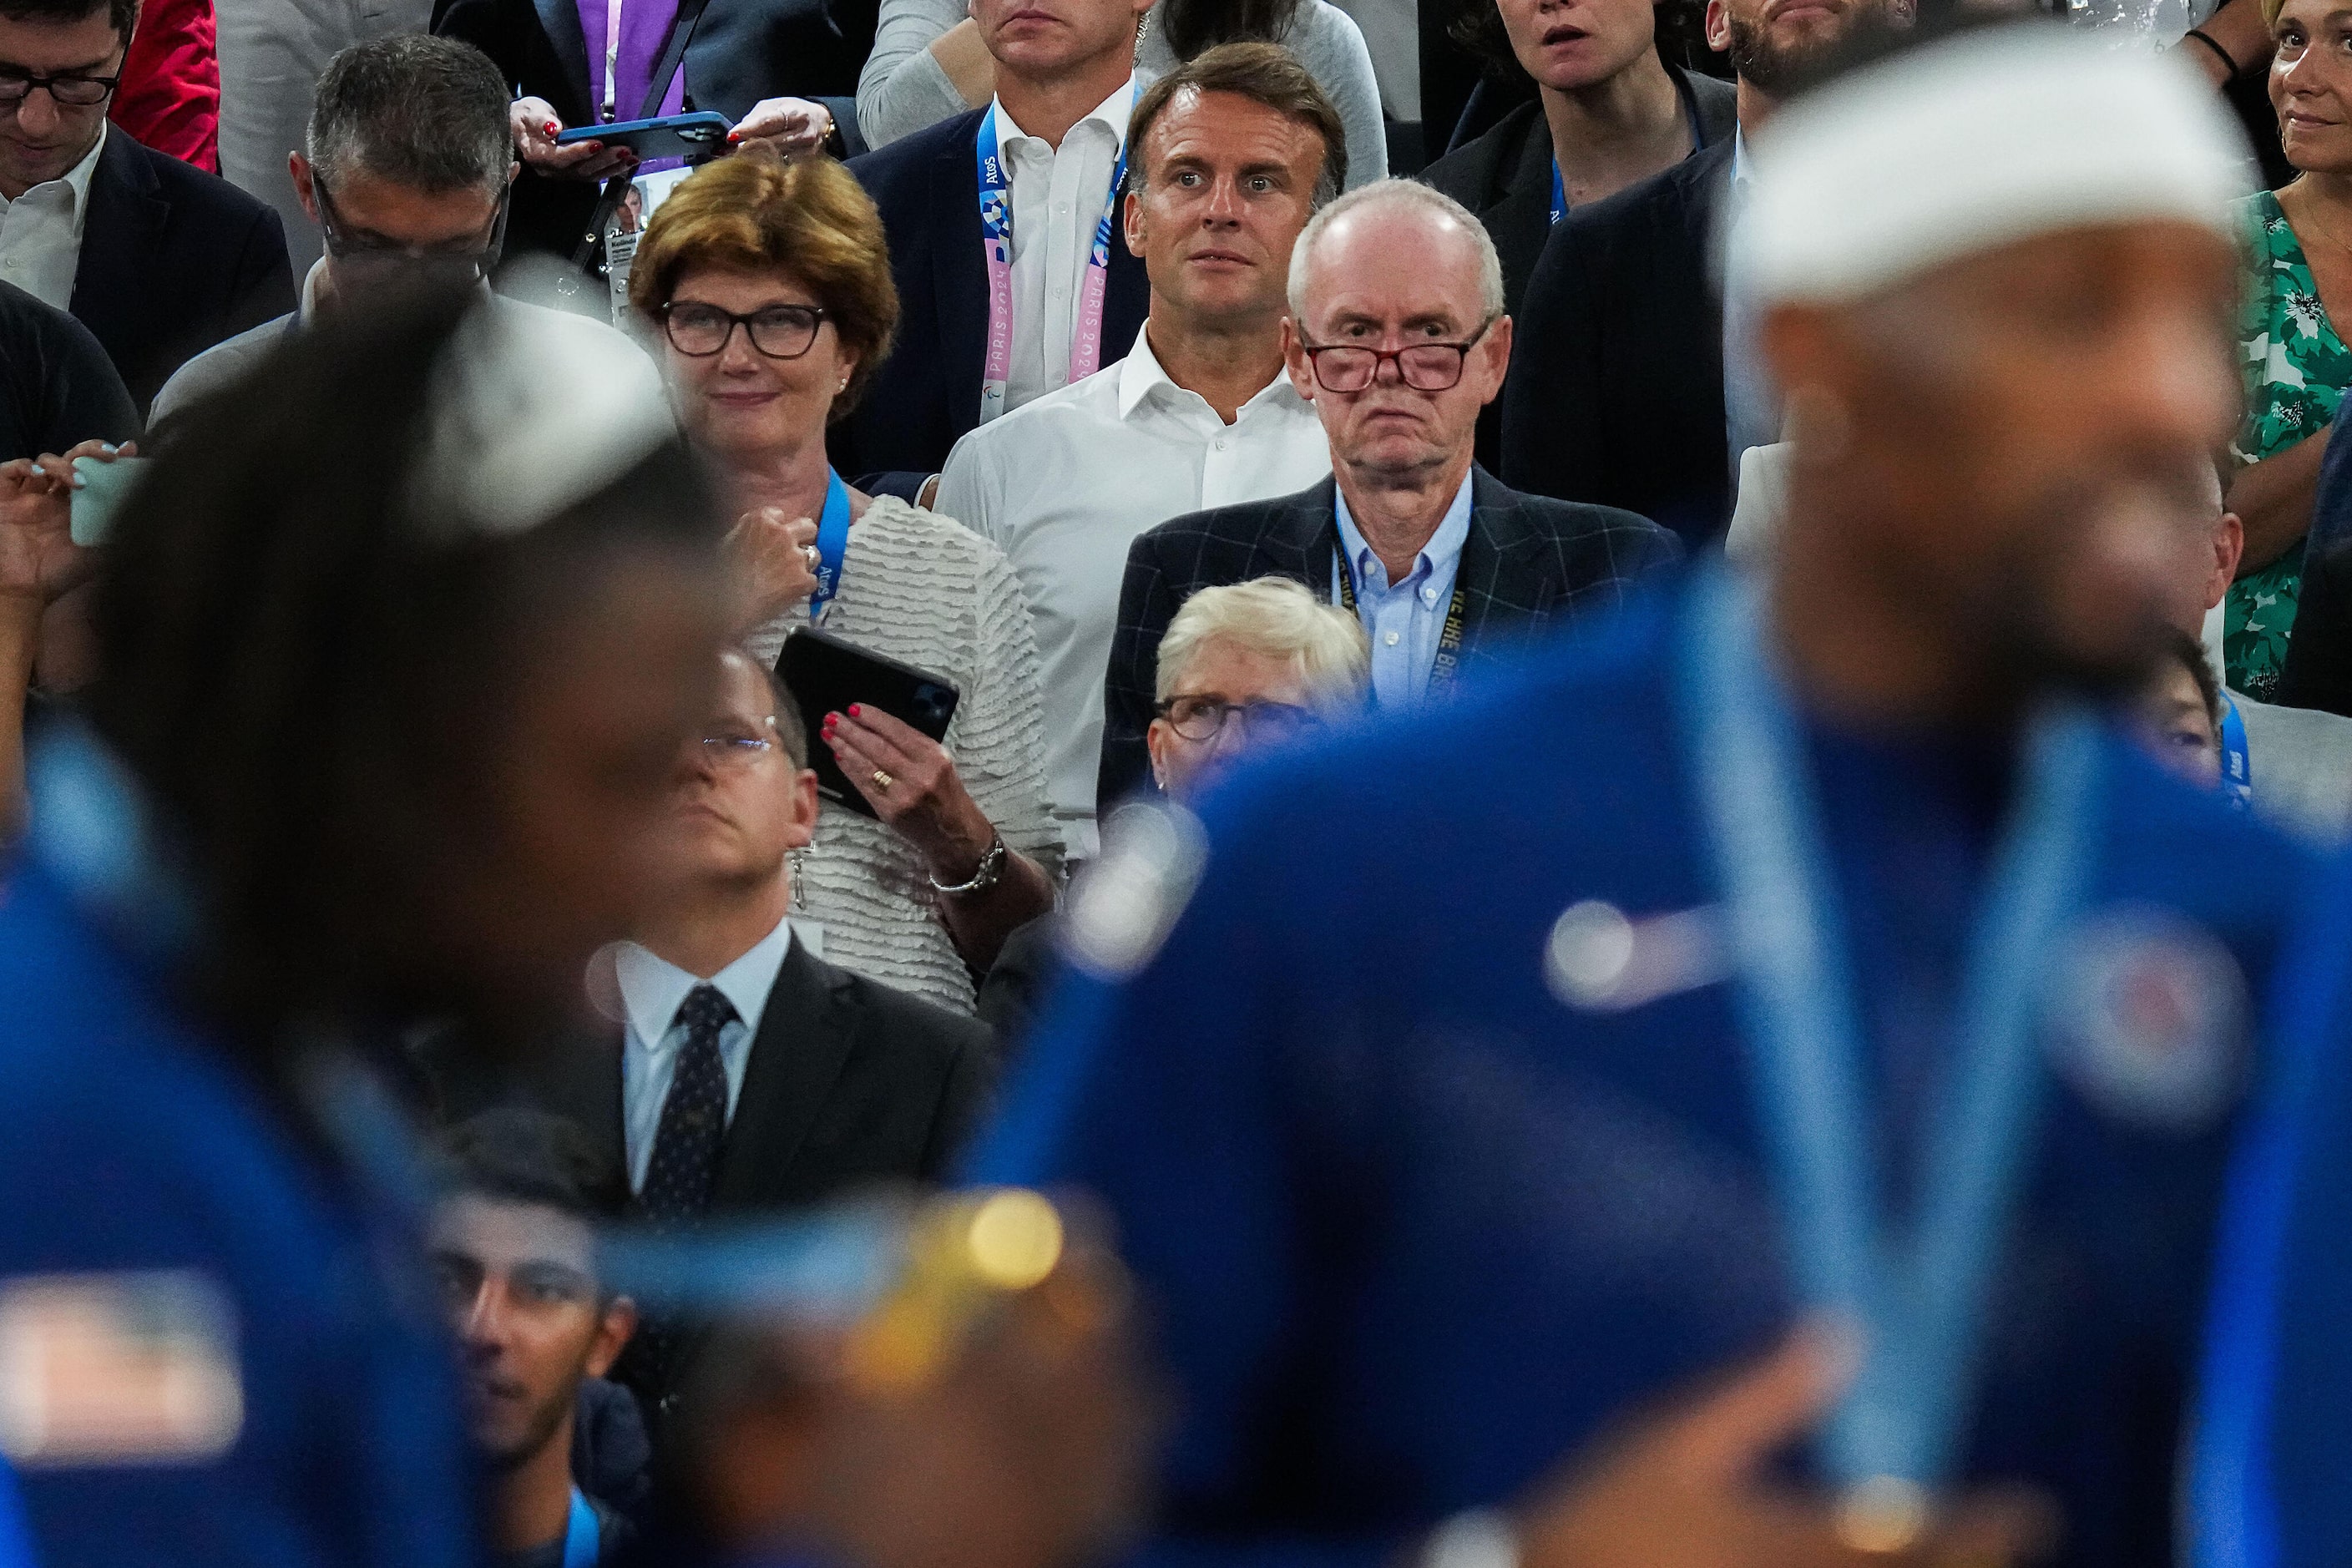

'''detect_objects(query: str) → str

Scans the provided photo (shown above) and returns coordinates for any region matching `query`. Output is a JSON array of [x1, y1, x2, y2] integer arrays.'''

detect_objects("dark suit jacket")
[[1499, 136, 1732, 549], [432, 0, 868, 260], [70, 129, 293, 416], [422, 938, 995, 1414], [837, 107, 1152, 496], [1419, 66, 1733, 324], [428, 940, 995, 1210], [1096, 467, 1682, 808]]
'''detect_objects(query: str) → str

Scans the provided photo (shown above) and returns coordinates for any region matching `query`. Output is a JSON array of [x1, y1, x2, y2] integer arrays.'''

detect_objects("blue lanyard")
[[808, 468, 851, 625], [1549, 158, 1566, 225], [1681, 564, 2101, 1494], [2220, 693, 2253, 811], [562, 1487, 599, 1568]]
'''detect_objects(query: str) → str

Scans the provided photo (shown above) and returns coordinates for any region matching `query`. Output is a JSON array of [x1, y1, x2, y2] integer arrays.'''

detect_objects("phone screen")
[[68, 455, 150, 548]]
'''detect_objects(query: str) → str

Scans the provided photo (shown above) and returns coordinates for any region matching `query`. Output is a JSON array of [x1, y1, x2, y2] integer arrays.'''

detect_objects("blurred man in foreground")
[[0, 296, 726, 1566], [975, 23, 2308, 1568]]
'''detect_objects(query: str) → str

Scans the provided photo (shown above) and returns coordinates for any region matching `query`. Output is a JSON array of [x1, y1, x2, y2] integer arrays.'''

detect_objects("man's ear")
[[587, 1297, 640, 1379], [1280, 315, 1316, 401], [1704, 0, 1731, 53], [1122, 186, 1146, 259], [291, 151, 321, 225], [788, 766, 822, 849]]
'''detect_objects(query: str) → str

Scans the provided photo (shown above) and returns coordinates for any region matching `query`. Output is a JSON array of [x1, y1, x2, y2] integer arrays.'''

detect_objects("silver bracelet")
[[1420, 1510, 1518, 1568], [929, 831, 1007, 897]]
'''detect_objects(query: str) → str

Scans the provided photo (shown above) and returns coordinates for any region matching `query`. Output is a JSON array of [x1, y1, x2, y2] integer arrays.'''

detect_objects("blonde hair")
[[627, 147, 899, 417], [1155, 576, 1370, 705]]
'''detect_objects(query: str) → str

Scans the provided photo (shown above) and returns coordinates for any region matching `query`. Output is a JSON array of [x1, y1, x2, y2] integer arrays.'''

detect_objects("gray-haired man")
[[151, 33, 645, 432]]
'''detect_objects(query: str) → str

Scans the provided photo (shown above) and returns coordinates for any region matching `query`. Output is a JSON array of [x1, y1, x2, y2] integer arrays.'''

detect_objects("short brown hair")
[[627, 146, 900, 419], [1126, 42, 1348, 208]]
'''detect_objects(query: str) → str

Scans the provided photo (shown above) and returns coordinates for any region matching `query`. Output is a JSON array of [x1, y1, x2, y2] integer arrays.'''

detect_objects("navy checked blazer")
[[1095, 466, 1681, 811]]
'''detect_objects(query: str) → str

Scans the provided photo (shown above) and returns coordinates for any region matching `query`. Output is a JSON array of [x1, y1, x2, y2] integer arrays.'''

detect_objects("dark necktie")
[[639, 984, 736, 1229]]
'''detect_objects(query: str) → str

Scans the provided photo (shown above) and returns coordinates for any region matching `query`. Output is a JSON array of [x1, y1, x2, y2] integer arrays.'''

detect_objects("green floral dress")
[[2228, 188, 2352, 701]]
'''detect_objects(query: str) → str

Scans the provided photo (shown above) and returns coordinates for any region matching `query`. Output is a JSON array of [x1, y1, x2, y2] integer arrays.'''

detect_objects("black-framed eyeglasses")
[[659, 301, 829, 360], [312, 172, 508, 290], [1296, 316, 1499, 394], [0, 63, 121, 109], [1155, 695, 1323, 744]]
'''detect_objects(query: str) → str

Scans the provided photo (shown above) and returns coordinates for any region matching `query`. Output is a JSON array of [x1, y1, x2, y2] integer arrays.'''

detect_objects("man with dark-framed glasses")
[[1095, 177, 1679, 809], [150, 34, 648, 434], [0, 0, 291, 412]]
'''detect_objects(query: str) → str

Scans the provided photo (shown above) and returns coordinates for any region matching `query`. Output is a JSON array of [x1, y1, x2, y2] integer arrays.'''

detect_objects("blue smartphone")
[[68, 454, 149, 548], [553, 110, 731, 163]]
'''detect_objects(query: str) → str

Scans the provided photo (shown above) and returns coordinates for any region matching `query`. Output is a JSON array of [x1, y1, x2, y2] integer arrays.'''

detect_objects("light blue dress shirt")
[[615, 914, 793, 1192], [1333, 471, 1474, 708]]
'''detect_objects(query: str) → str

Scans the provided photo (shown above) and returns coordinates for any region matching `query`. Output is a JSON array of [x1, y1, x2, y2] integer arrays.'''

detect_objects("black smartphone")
[[776, 628, 962, 819], [554, 109, 732, 163]]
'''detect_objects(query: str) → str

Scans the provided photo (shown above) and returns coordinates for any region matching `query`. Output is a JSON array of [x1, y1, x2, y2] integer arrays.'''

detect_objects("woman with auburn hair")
[[630, 147, 1058, 1013]]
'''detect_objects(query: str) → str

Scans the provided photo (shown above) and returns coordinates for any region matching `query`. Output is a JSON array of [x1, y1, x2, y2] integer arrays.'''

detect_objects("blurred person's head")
[[1124, 44, 1343, 334], [431, 1110, 635, 1474], [1149, 576, 1368, 793], [1704, 0, 1899, 101], [1282, 181, 1510, 494], [1749, 23, 2247, 721], [630, 147, 898, 468], [2132, 630, 2225, 787], [0, 0, 132, 198], [971, 0, 1153, 89], [80, 294, 729, 1049], [2270, 0, 2352, 178], [296, 36, 518, 304], [662, 648, 819, 903]]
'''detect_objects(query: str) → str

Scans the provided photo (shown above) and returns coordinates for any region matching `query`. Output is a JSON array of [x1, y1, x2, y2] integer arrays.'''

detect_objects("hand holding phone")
[[69, 453, 149, 548]]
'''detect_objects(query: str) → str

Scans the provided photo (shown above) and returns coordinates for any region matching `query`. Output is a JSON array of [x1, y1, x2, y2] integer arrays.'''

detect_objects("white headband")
[[411, 296, 680, 539], [1737, 24, 2249, 307]]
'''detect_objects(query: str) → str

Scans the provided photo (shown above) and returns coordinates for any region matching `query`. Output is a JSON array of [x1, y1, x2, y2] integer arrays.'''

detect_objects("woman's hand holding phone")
[[510, 96, 640, 182]]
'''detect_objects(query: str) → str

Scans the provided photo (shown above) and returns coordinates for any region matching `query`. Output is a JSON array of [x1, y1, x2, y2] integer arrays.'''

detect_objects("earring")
[[837, 376, 850, 392]]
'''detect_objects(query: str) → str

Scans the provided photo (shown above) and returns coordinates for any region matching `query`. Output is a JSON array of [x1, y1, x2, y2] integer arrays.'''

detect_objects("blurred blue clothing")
[[972, 581, 2311, 1568], [0, 730, 478, 1568], [2193, 850, 2352, 1568]]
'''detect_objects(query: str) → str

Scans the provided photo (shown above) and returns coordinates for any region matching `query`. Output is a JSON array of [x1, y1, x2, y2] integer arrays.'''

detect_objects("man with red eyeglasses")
[[1095, 176, 1680, 810]]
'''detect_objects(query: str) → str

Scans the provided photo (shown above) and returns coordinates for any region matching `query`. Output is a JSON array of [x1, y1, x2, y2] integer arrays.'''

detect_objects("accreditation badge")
[[2046, 906, 2247, 1133]]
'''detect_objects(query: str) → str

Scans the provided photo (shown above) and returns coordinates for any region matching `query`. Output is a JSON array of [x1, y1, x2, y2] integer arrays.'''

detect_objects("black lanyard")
[[1330, 534, 1468, 687]]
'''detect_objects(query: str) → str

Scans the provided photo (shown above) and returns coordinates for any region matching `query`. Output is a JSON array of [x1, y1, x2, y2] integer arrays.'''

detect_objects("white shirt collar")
[[990, 75, 1138, 155], [0, 122, 107, 226], [1115, 319, 1313, 422], [614, 912, 794, 1052]]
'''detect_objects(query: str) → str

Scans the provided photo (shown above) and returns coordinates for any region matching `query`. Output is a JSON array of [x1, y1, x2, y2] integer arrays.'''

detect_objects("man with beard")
[[1495, 0, 1900, 545], [975, 23, 2308, 1568], [431, 1111, 641, 1567]]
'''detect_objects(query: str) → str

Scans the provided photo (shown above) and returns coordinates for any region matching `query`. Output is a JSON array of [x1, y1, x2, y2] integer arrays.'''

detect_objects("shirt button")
[[1421, 586, 1438, 604], [1214, 438, 1226, 450], [1383, 630, 1401, 646], [2, 258, 17, 268]]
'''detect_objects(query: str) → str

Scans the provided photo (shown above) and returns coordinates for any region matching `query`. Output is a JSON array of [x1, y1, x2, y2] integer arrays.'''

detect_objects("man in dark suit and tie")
[[1097, 177, 1678, 810], [426, 646, 994, 1421], [835, 0, 1153, 497], [0, 0, 292, 413], [1496, 0, 1891, 547]]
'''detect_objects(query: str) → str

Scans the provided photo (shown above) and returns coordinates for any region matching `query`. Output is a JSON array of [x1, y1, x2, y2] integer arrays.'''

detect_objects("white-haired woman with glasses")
[[630, 146, 1057, 1014], [1149, 575, 1369, 795]]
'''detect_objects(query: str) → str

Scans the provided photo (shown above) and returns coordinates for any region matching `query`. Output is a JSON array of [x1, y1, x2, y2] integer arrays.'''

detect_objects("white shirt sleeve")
[[857, 0, 980, 149], [950, 530, 1065, 875], [935, 426, 1002, 544]]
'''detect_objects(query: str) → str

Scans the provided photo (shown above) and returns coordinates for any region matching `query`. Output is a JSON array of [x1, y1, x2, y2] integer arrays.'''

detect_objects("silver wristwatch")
[[929, 831, 1007, 897]]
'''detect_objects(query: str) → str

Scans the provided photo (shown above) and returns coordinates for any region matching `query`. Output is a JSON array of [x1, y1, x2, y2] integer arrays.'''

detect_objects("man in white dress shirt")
[[938, 43, 1342, 859], [839, 0, 1156, 493]]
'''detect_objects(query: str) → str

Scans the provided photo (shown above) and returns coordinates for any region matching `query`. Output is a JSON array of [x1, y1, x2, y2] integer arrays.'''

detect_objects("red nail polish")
[[727, 130, 742, 143], [544, 120, 559, 134], [847, 704, 862, 717]]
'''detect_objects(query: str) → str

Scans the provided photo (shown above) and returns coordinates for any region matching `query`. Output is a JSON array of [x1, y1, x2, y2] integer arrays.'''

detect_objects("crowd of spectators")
[[6, 0, 2352, 1564]]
